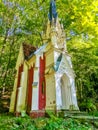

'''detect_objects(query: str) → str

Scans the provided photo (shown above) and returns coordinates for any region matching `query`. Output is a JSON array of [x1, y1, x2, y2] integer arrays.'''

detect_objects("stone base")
[[14, 109, 80, 118], [29, 110, 45, 118], [15, 112, 21, 117]]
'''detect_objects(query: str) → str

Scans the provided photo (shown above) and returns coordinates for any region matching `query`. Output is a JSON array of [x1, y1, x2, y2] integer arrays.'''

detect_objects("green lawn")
[[0, 113, 97, 130]]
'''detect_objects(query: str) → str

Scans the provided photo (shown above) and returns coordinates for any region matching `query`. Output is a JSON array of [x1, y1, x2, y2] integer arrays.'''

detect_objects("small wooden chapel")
[[9, 0, 79, 118]]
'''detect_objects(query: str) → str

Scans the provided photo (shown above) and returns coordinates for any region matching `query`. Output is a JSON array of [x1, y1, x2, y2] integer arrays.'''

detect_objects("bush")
[[0, 114, 94, 130]]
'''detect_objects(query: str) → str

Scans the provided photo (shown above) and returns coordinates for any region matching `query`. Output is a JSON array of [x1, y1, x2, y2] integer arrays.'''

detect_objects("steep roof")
[[22, 43, 36, 59]]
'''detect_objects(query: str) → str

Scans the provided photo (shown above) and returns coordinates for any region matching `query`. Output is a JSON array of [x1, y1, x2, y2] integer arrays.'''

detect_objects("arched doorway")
[[61, 74, 72, 110]]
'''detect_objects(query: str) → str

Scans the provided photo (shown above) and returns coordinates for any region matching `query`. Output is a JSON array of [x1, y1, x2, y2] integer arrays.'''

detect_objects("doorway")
[[61, 74, 72, 110]]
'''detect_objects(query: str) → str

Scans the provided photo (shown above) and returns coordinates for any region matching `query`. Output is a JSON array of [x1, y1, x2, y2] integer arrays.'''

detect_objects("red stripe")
[[27, 66, 34, 112], [39, 55, 46, 110]]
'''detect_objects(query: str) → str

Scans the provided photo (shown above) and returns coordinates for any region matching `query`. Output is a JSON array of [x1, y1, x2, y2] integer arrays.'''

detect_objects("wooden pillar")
[[39, 55, 46, 110], [14, 64, 23, 112], [27, 66, 34, 113]]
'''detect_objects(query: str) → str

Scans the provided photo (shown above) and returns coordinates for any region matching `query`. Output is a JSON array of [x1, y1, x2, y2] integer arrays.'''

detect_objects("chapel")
[[9, 0, 79, 118]]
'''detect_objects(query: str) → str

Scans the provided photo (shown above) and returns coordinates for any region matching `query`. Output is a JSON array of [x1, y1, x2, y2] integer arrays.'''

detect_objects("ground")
[[0, 113, 98, 130]]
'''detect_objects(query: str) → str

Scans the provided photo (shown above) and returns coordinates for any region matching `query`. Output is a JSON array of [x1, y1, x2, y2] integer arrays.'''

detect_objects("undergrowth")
[[0, 113, 96, 130]]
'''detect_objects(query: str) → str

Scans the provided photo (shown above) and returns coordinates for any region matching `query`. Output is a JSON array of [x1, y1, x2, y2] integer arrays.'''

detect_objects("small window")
[[32, 82, 38, 88], [54, 54, 62, 71], [42, 81, 45, 94]]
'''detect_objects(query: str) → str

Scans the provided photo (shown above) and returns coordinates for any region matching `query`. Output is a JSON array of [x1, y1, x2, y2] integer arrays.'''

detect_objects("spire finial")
[[48, 0, 57, 25]]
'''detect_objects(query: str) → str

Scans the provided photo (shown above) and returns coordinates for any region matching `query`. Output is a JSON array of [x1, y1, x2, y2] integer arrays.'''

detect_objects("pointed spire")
[[48, 0, 57, 25]]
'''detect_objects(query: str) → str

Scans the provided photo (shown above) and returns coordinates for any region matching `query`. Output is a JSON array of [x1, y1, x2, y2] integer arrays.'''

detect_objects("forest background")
[[0, 0, 98, 113]]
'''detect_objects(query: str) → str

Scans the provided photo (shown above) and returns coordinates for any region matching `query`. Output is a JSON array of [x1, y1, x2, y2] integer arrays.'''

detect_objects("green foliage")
[[0, 0, 98, 111], [79, 99, 96, 112], [89, 110, 98, 117], [67, 38, 98, 111], [0, 114, 94, 130]]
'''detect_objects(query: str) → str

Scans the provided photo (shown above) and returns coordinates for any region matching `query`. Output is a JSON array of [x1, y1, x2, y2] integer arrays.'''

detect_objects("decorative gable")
[[16, 43, 36, 69], [16, 44, 24, 69]]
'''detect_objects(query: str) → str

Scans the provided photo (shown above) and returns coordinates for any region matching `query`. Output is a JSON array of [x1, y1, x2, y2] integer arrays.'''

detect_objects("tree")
[[67, 37, 98, 111], [0, 0, 98, 111]]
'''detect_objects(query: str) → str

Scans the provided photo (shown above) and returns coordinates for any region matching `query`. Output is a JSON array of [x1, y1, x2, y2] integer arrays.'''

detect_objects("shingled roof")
[[22, 43, 36, 59]]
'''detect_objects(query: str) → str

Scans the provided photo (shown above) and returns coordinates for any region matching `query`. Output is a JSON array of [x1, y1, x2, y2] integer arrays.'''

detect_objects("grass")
[[0, 113, 97, 130]]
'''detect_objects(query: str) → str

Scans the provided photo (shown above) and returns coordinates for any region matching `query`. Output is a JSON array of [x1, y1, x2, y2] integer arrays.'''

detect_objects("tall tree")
[[0, 0, 98, 110]]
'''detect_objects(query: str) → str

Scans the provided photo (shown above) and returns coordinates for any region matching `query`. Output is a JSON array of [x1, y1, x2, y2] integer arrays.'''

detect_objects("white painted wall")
[[32, 87, 38, 110], [45, 74, 56, 110], [55, 73, 62, 110], [31, 69, 39, 110], [55, 53, 79, 110], [16, 86, 22, 112], [16, 72, 24, 112], [61, 74, 72, 109], [20, 72, 24, 87], [32, 51, 46, 111], [69, 78, 79, 109]]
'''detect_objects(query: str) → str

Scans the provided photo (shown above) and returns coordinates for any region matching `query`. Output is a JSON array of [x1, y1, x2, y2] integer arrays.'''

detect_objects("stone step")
[[68, 115, 98, 121], [63, 110, 88, 116], [58, 110, 88, 117]]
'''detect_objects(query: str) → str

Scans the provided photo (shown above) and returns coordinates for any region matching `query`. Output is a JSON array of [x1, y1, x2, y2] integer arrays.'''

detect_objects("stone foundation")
[[15, 109, 73, 118], [29, 110, 45, 118], [15, 112, 21, 117]]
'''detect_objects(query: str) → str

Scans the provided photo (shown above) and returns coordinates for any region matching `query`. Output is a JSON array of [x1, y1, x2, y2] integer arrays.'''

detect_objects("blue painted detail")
[[54, 54, 62, 71], [48, 0, 58, 21]]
